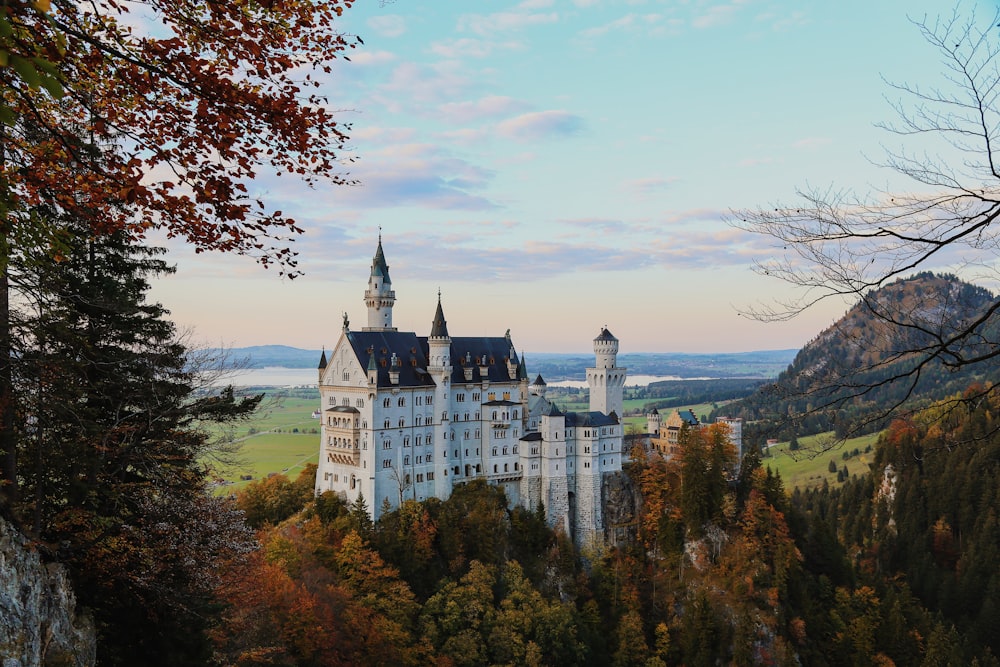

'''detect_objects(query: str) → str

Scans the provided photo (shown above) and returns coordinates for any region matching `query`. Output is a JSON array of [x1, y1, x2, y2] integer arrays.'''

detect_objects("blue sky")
[[151, 0, 984, 354]]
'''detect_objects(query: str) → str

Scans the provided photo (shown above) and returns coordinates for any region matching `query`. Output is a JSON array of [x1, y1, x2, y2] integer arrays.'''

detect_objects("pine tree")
[[18, 226, 260, 665]]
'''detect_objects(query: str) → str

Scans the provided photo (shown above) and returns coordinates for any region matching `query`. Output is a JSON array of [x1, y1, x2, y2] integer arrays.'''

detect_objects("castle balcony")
[[325, 446, 361, 467]]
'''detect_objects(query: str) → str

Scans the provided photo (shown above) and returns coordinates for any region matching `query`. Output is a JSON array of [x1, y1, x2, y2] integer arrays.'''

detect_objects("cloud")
[[350, 50, 396, 67], [792, 137, 832, 149], [580, 13, 666, 38], [333, 143, 499, 211], [380, 61, 477, 104], [367, 14, 406, 38], [738, 156, 774, 167], [430, 37, 525, 59], [457, 11, 558, 37], [351, 126, 417, 145], [496, 111, 584, 141], [692, 0, 750, 29], [438, 95, 530, 123], [518, 0, 554, 8], [623, 176, 678, 195]]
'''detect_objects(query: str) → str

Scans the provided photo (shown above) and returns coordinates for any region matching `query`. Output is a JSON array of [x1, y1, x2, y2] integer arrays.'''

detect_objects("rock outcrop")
[[0, 517, 96, 667]]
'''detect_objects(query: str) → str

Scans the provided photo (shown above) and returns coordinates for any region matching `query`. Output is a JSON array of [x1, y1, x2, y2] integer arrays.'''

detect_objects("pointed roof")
[[318, 348, 328, 369], [532, 374, 547, 386], [541, 402, 562, 417], [371, 236, 391, 284], [430, 292, 449, 338], [595, 327, 617, 342], [367, 353, 377, 372], [517, 354, 528, 380]]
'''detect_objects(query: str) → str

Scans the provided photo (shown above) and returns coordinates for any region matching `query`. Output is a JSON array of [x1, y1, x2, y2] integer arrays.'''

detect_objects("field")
[[760, 431, 882, 492], [207, 395, 320, 493]]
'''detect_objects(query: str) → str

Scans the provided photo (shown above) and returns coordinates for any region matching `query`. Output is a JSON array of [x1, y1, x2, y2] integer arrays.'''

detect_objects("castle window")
[[383, 397, 390, 408], [362, 420, 367, 428], [404, 455, 410, 465], [464, 431, 469, 440], [443, 411, 447, 420], [343, 371, 350, 381], [475, 412, 480, 420], [427, 396, 433, 405], [512, 410, 518, 419], [384, 419, 390, 429], [382, 460, 391, 468], [427, 453, 433, 462], [476, 464, 482, 473], [416, 473, 423, 483], [513, 446, 518, 454], [585, 446, 590, 453], [416, 396, 422, 406], [492, 411, 498, 420], [454, 466, 460, 475], [488, 392, 495, 401], [398, 397, 405, 407], [427, 434, 433, 445], [493, 465, 498, 473], [328, 396, 336, 405], [342, 397, 349, 406], [584, 462, 590, 468], [404, 474, 410, 485], [475, 429, 480, 438], [357, 398, 364, 407], [503, 392, 510, 400], [492, 447, 498, 456], [503, 447, 508, 455], [416, 456, 422, 464], [514, 462, 519, 471], [415, 416, 422, 426], [454, 413, 459, 422], [416, 435, 422, 446], [472, 392, 480, 401], [464, 413, 469, 421], [456, 393, 465, 403], [383, 440, 391, 449], [404, 437, 410, 447], [504, 463, 509, 472], [427, 472, 434, 480], [398, 418, 405, 428]]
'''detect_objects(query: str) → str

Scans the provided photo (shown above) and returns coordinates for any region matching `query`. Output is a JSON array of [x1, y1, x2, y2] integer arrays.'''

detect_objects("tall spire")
[[363, 234, 396, 331], [430, 289, 449, 338]]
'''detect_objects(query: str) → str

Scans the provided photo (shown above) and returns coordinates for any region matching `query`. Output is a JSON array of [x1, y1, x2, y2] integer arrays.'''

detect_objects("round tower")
[[586, 327, 626, 416], [363, 235, 397, 331]]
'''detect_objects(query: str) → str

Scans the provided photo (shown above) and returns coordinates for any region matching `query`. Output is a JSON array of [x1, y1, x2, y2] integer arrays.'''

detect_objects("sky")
[[149, 0, 988, 354]]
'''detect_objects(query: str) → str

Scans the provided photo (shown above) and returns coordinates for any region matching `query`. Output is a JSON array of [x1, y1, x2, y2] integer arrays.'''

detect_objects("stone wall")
[[0, 518, 96, 667]]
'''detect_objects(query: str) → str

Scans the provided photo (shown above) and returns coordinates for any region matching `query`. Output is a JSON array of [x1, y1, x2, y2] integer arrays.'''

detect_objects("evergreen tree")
[[17, 226, 260, 665]]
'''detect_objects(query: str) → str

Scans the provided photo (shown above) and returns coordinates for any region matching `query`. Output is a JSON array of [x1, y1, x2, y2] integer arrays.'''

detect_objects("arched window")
[[383, 397, 390, 408], [398, 397, 405, 407], [404, 455, 410, 465], [383, 419, 390, 429], [398, 418, 405, 428]]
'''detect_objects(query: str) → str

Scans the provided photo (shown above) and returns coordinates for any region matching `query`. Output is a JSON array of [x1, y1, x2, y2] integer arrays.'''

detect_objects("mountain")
[[218, 345, 796, 379], [718, 272, 1000, 438]]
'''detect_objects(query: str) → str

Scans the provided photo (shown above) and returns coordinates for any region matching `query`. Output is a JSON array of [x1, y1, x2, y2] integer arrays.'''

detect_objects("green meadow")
[[207, 395, 320, 493], [760, 431, 882, 492]]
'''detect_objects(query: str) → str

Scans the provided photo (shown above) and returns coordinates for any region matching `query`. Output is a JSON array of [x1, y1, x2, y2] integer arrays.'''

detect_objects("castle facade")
[[314, 239, 626, 546]]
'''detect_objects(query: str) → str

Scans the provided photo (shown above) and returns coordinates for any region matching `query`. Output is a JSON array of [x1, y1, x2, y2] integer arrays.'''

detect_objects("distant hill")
[[218, 345, 796, 380], [718, 272, 1000, 439]]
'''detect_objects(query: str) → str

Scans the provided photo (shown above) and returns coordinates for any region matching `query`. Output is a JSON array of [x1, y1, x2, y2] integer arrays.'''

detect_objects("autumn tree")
[[732, 9, 1000, 432], [0, 0, 358, 510]]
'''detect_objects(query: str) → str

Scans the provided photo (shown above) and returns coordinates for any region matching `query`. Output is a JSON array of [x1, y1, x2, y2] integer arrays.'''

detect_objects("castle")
[[314, 238, 626, 546]]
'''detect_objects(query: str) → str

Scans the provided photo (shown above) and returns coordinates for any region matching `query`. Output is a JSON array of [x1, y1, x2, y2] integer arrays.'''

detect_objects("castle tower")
[[363, 236, 396, 331], [428, 293, 453, 500], [646, 408, 661, 436], [586, 327, 626, 416]]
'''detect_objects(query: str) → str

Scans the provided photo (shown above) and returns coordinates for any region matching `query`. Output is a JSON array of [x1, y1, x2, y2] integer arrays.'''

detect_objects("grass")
[[206, 395, 320, 493], [760, 431, 882, 492]]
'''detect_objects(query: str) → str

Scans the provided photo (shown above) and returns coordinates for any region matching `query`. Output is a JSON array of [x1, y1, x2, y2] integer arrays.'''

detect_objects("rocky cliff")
[[0, 517, 96, 667]]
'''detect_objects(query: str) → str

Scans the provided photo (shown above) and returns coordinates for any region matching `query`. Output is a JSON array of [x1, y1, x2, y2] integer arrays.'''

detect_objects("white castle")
[[314, 238, 626, 546]]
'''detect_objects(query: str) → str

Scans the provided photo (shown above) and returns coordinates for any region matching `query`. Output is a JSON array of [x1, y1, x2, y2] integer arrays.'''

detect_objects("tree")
[[732, 9, 1000, 434], [15, 224, 261, 665], [0, 0, 359, 511]]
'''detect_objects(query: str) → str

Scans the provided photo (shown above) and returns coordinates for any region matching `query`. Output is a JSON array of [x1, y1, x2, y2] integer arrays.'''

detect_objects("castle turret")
[[428, 293, 453, 501], [363, 236, 396, 331], [317, 347, 327, 384], [586, 327, 626, 416], [646, 408, 661, 437]]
